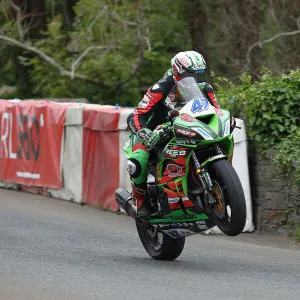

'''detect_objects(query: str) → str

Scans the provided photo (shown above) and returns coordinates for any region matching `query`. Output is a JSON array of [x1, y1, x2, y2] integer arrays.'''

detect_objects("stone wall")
[[248, 144, 300, 233]]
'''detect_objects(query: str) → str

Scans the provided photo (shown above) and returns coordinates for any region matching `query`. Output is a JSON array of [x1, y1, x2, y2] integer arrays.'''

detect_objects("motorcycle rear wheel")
[[136, 220, 185, 260], [208, 159, 246, 236]]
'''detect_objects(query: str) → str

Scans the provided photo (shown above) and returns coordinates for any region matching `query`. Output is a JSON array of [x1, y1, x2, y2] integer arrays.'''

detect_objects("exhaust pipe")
[[115, 188, 137, 219]]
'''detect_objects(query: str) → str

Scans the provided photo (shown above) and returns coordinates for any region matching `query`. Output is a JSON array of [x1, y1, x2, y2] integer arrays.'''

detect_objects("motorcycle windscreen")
[[163, 77, 207, 110]]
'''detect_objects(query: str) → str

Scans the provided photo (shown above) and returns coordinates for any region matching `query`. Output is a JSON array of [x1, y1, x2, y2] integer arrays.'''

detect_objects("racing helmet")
[[171, 51, 207, 83]]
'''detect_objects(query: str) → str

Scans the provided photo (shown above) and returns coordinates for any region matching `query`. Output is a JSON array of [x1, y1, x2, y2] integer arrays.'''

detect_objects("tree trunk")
[[186, 0, 210, 70], [238, 0, 262, 81], [222, 0, 262, 80], [63, 0, 78, 26], [28, 0, 47, 39]]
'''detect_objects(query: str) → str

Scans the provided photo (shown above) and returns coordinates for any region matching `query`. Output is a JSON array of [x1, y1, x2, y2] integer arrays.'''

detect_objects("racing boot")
[[132, 184, 152, 219]]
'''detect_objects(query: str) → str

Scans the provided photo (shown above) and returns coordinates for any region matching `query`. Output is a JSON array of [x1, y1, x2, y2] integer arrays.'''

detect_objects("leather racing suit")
[[126, 69, 221, 212]]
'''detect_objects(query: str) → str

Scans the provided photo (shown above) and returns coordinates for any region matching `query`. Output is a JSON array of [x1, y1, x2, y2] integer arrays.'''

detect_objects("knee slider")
[[127, 158, 142, 178]]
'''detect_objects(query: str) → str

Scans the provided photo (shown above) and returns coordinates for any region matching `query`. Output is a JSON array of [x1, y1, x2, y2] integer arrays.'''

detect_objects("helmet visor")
[[180, 70, 207, 83]]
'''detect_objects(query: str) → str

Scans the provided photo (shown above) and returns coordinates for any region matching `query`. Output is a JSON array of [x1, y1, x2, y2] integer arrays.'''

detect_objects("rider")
[[127, 50, 223, 218]]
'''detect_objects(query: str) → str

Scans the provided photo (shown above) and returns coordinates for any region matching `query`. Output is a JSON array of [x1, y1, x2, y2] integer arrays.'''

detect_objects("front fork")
[[191, 152, 216, 206], [192, 152, 213, 190]]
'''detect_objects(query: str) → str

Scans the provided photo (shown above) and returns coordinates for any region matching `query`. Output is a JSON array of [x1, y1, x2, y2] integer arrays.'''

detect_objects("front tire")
[[136, 220, 185, 260], [208, 159, 246, 236]]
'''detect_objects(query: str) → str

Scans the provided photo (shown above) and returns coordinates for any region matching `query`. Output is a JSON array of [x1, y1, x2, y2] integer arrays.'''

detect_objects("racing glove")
[[137, 127, 172, 150], [137, 128, 159, 149]]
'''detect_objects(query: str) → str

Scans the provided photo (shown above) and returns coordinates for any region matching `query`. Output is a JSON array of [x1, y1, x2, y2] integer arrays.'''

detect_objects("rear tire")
[[136, 220, 185, 260], [208, 159, 246, 236]]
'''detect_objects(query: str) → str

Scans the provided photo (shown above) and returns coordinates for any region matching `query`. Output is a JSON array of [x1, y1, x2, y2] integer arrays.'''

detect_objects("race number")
[[191, 98, 209, 113]]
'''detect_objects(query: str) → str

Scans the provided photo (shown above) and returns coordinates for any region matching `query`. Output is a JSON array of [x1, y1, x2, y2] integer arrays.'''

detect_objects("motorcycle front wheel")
[[136, 220, 185, 260], [208, 159, 246, 236]]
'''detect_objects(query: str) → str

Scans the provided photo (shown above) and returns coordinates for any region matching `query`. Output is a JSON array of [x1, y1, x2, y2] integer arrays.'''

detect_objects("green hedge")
[[214, 69, 300, 185]]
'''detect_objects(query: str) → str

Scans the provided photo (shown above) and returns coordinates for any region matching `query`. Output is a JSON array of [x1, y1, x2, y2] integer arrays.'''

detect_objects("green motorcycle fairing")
[[124, 77, 235, 238]]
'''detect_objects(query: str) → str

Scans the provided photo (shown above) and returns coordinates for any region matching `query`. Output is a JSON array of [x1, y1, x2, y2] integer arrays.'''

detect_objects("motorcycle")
[[116, 77, 246, 261]]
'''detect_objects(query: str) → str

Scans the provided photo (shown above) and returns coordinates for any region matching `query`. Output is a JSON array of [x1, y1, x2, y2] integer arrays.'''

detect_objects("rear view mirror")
[[168, 109, 180, 124], [168, 109, 180, 118]]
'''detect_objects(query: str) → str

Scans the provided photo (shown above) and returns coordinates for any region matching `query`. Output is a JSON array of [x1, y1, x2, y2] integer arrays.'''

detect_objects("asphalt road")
[[0, 189, 300, 300]]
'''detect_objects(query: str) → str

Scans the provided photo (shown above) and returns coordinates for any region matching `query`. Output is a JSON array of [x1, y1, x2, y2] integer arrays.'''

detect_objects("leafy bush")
[[244, 70, 300, 147], [274, 135, 300, 185], [215, 69, 300, 186], [213, 72, 252, 116]]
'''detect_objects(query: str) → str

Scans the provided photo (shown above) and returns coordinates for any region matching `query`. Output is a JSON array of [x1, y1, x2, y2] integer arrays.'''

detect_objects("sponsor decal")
[[159, 222, 195, 228], [167, 164, 182, 173], [224, 119, 230, 135], [175, 139, 196, 145], [194, 62, 205, 69], [196, 220, 206, 226], [191, 98, 209, 113], [128, 120, 136, 132], [137, 129, 149, 140], [215, 108, 224, 117], [0, 106, 65, 187], [196, 220, 208, 230], [138, 97, 150, 109], [146, 92, 154, 100], [168, 92, 176, 101], [168, 197, 180, 204], [180, 113, 195, 122], [165, 148, 187, 158], [164, 97, 175, 109], [166, 164, 183, 177], [175, 128, 196, 138], [195, 127, 213, 140]]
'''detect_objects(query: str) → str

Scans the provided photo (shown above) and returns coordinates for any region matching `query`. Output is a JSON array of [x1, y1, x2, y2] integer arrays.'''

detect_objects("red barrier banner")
[[82, 107, 120, 211], [0, 100, 67, 188]]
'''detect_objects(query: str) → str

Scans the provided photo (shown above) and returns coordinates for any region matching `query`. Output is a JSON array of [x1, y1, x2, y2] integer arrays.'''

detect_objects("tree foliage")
[[1, 0, 299, 102], [0, 0, 300, 177], [0, 0, 190, 104], [216, 69, 300, 185]]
